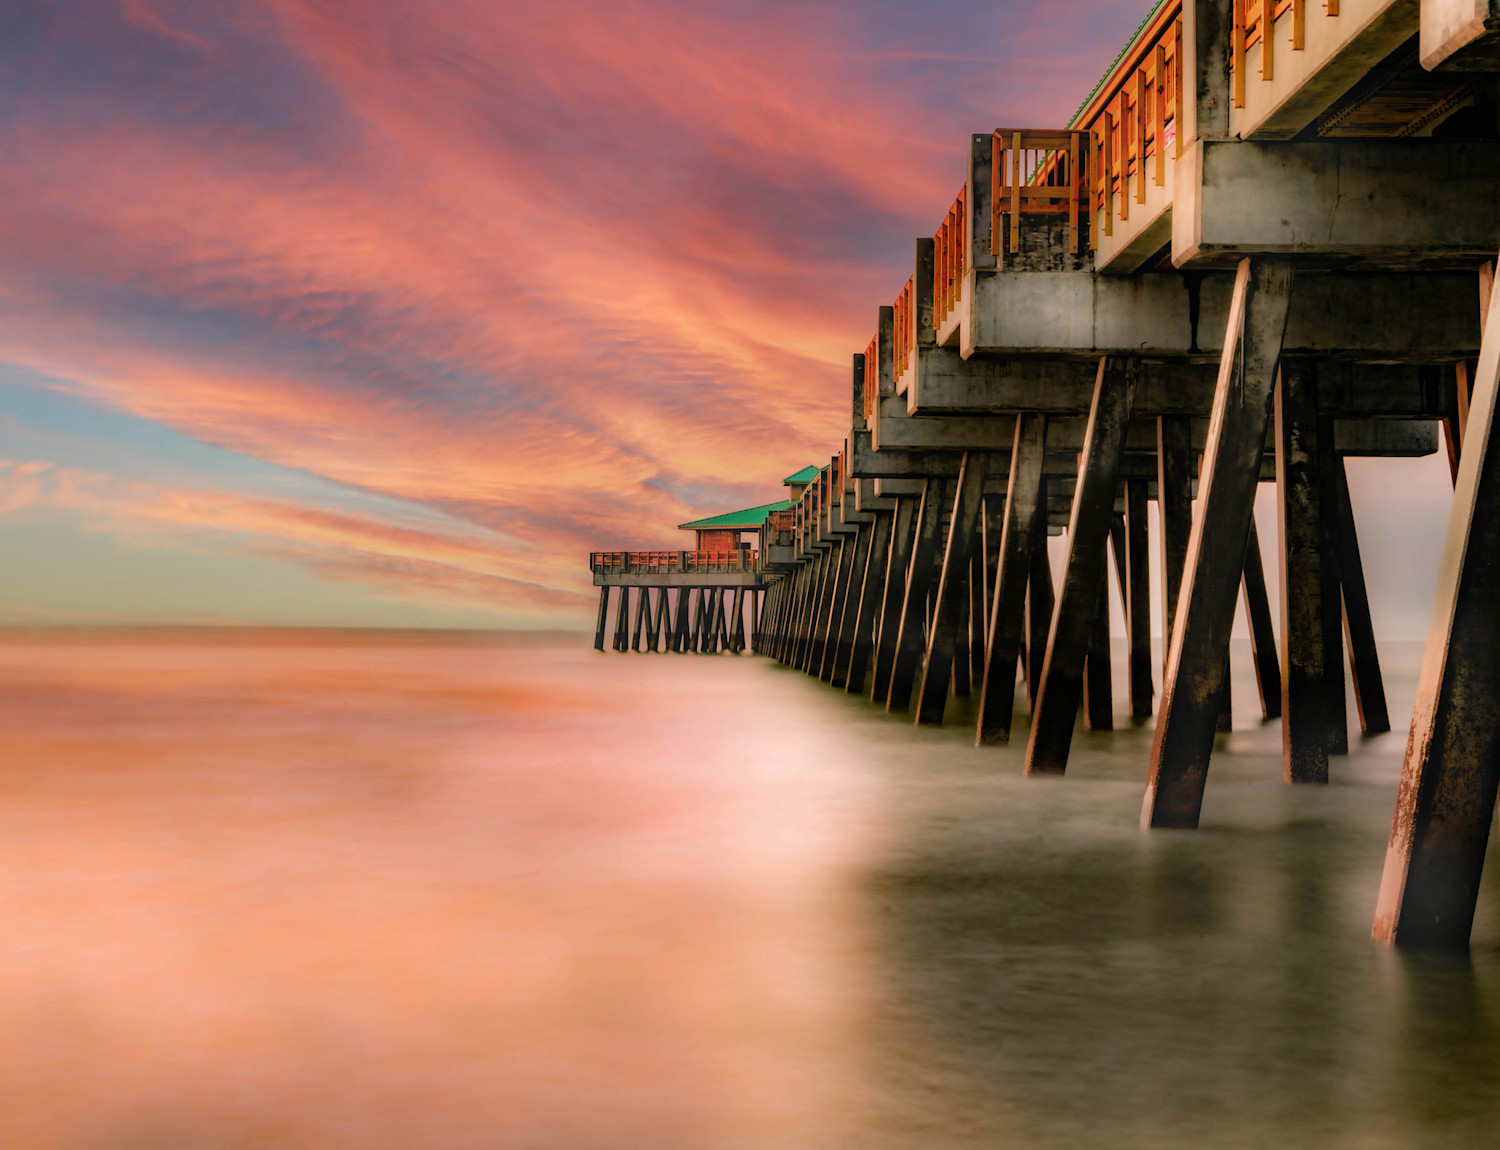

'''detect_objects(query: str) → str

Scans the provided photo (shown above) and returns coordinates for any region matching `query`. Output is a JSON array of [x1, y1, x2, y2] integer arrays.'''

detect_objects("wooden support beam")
[[846, 512, 893, 695], [820, 535, 857, 682], [967, 542, 986, 691], [1277, 362, 1339, 781], [1320, 420, 1349, 755], [776, 571, 803, 662], [1242, 516, 1282, 718], [1083, 570, 1114, 731], [830, 522, 872, 687], [594, 586, 612, 652], [691, 588, 707, 653], [1026, 518, 1054, 709], [680, 587, 696, 654], [805, 545, 836, 673], [812, 544, 842, 672], [1373, 259, 1500, 949], [1330, 459, 1389, 734], [977, 414, 1048, 745], [1124, 482, 1154, 719], [1143, 256, 1294, 829], [632, 583, 649, 651], [655, 587, 670, 652], [953, 542, 973, 698], [615, 587, 633, 652], [916, 453, 989, 724], [887, 479, 954, 713], [1025, 358, 1137, 775], [871, 497, 920, 702], [792, 554, 823, 669], [1157, 414, 1194, 669]]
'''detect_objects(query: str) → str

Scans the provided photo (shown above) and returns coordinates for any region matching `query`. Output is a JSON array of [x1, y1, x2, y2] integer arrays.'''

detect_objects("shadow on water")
[[841, 642, 1500, 1149]]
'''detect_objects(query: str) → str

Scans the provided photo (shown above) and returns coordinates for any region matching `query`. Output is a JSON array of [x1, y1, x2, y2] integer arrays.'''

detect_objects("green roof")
[[781, 465, 821, 485], [678, 500, 797, 531], [1068, 0, 1170, 129]]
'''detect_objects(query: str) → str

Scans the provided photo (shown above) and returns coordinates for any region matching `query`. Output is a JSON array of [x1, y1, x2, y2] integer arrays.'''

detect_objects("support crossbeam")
[[1373, 257, 1500, 949], [1142, 256, 1294, 829], [1025, 358, 1136, 775]]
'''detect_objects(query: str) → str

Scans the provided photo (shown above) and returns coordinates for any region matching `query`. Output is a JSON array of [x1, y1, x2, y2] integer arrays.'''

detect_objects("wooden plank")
[[1142, 257, 1294, 829], [1025, 359, 1137, 775]]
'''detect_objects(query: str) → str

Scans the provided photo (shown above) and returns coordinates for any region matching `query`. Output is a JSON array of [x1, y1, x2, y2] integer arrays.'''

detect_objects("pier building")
[[589, 0, 1500, 950]]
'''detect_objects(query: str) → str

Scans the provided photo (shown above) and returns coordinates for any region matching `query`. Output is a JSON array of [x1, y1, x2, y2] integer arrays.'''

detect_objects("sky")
[[0, 1, 1457, 631]]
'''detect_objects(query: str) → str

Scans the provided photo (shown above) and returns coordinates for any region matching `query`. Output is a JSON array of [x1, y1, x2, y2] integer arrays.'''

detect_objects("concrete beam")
[[1173, 140, 1500, 270], [957, 270, 1480, 360], [1421, 0, 1500, 70]]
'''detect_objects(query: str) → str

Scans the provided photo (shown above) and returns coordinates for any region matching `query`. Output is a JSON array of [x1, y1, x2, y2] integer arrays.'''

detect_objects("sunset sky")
[[0, 1, 1456, 629]]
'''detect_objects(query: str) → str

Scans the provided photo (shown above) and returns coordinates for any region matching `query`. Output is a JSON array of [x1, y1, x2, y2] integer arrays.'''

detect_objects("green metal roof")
[[781, 465, 821, 485], [678, 500, 797, 531]]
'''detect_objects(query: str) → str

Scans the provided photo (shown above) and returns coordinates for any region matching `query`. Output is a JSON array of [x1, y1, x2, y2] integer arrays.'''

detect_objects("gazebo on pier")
[[589, 466, 817, 655]]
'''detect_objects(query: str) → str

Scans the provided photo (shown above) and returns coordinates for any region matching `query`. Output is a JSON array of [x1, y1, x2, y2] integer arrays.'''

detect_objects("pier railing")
[[590, 550, 757, 575], [993, 129, 1092, 256], [892, 276, 914, 388], [934, 185, 966, 325]]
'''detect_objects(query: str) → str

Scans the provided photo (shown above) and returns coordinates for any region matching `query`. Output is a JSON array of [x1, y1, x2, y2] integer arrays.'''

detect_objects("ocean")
[[0, 629, 1497, 1148]]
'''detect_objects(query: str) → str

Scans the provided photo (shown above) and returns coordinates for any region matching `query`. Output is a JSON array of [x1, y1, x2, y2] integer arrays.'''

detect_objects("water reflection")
[[0, 631, 1495, 1147]]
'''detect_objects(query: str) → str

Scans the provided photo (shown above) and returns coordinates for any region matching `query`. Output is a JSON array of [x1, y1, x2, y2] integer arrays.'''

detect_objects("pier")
[[590, 0, 1500, 950]]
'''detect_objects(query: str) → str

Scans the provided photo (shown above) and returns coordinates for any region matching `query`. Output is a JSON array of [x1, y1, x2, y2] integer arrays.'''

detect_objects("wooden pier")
[[591, 0, 1500, 950]]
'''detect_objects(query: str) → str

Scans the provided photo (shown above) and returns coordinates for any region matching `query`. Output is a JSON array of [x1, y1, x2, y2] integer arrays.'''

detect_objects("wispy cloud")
[[0, 0, 1142, 623]]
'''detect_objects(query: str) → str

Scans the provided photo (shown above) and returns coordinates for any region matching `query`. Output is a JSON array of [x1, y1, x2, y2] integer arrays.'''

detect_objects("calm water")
[[0, 630, 1498, 1148]]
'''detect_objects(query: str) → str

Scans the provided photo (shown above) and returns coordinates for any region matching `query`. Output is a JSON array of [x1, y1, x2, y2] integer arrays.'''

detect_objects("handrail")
[[934, 185, 966, 325], [1232, 1, 1329, 109], [993, 129, 1091, 256], [1080, 18, 1181, 240], [863, 334, 879, 422], [590, 550, 758, 574], [892, 276, 914, 387]]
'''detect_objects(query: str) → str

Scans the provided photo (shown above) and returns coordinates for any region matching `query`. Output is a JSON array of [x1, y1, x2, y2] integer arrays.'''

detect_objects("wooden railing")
[[590, 551, 756, 574], [762, 510, 795, 547], [863, 334, 879, 421], [993, 130, 1091, 256], [1084, 16, 1181, 239], [1232, 1, 1336, 108], [934, 185, 966, 325], [892, 276, 914, 388]]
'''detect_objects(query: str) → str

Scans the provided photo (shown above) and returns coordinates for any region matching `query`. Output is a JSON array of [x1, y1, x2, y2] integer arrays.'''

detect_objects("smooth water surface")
[[0, 630, 1497, 1148]]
